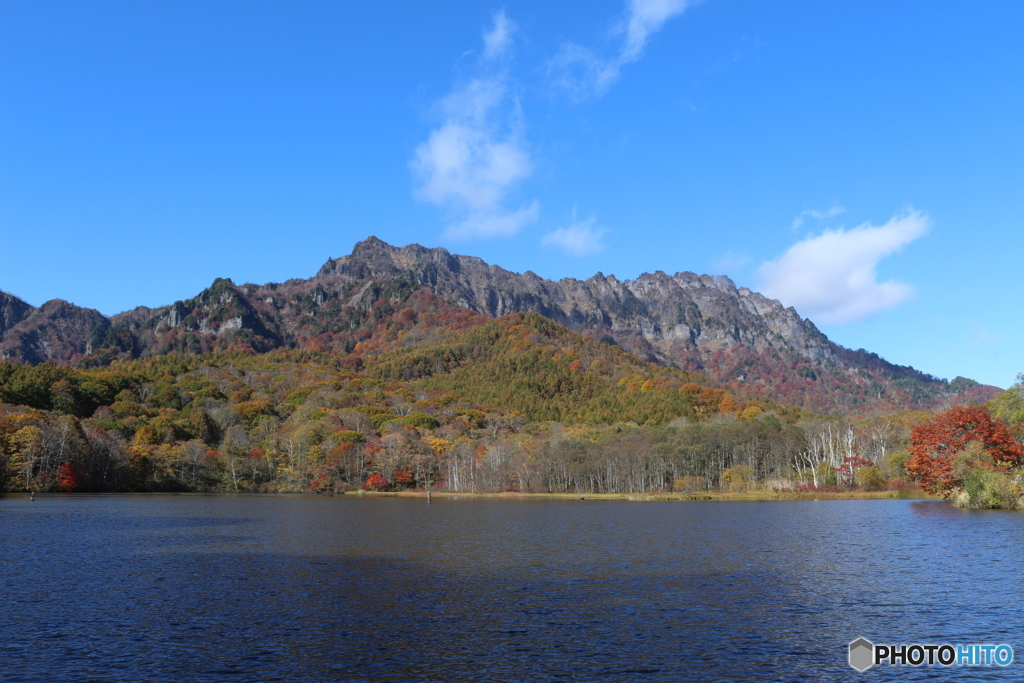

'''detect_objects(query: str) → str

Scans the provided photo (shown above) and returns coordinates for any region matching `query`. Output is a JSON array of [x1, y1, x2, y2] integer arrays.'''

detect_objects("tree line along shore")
[[3, 343, 1024, 508]]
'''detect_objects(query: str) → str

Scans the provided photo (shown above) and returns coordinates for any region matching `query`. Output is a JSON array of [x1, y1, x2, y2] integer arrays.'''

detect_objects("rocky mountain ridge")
[[0, 237, 1001, 415], [318, 237, 836, 367]]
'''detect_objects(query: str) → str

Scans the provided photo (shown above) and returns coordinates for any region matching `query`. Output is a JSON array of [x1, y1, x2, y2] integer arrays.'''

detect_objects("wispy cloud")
[[548, 0, 698, 100], [756, 209, 931, 325], [412, 12, 537, 240], [791, 205, 845, 231], [542, 209, 608, 256], [622, 0, 694, 61], [482, 11, 513, 60], [448, 203, 540, 241]]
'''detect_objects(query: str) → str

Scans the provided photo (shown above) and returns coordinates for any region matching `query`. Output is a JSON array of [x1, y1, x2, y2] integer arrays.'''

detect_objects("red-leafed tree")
[[905, 405, 1024, 495], [56, 462, 79, 492], [362, 473, 389, 491], [834, 455, 873, 487], [392, 466, 414, 488]]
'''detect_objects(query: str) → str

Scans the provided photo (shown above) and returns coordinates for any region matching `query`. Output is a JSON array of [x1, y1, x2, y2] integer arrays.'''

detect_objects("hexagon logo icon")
[[849, 637, 874, 672]]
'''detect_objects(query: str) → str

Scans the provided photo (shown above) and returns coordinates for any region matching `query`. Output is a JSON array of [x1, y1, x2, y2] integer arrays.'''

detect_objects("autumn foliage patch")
[[55, 462, 78, 491], [362, 473, 389, 491], [905, 405, 1024, 495]]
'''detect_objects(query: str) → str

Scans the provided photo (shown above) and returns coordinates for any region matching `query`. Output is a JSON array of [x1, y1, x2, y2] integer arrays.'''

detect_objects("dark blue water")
[[2, 495, 1022, 682]]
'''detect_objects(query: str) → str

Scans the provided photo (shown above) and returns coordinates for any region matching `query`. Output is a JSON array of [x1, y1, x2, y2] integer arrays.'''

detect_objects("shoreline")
[[2, 489, 935, 501], [344, 489, 935, 502]]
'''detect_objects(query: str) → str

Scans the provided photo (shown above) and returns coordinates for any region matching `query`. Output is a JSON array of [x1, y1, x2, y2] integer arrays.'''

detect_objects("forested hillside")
[[370, 312, 767, 425], [3, 308, 983, 496]]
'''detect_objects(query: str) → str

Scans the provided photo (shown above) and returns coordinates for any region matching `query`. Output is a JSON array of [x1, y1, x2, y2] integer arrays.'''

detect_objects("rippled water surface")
[[2, 495, 1023, 681]]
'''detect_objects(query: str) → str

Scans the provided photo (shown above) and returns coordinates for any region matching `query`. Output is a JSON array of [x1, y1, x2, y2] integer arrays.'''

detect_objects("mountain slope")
[[369, 311, 732, 425]]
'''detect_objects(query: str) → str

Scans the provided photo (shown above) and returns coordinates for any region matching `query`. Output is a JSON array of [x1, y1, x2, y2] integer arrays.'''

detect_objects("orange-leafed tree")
[[362, 472, 389, 491], [56, 462, 79, 492], [905, 405, 1024, 495]]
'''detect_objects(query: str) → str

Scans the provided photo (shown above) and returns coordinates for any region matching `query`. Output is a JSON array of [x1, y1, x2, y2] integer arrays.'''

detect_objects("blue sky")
[[1, 1, 1021, 388]]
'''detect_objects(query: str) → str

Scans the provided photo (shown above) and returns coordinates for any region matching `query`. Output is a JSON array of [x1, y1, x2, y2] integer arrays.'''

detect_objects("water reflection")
[[1, 495, 1022, 681]]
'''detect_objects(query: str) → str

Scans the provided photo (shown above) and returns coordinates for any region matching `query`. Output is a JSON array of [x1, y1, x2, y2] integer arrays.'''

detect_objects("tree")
[[416, 436, 453, 497], [362, 472, 389, 491], [990, 373, 1024, 431], [834, 455, 872, 487], [905, 405, 1024, 495], [722, 465, 754, 492], [56, 462, 79, 491]]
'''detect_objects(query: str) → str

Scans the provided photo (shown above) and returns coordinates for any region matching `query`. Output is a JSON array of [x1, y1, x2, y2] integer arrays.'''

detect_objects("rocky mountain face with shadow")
[[317, 237, 836, 364]]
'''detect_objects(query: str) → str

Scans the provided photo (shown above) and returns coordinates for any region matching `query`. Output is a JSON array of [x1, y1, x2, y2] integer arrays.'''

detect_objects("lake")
[[1, 495, 1022, 681]]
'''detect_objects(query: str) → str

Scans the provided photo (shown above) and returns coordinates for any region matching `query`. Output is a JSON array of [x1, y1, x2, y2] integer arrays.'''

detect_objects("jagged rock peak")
[[349, 235, 429, 257], [319, 236, 468, 278], [322, 238, 745, 296], [310, 237, 828, 364]]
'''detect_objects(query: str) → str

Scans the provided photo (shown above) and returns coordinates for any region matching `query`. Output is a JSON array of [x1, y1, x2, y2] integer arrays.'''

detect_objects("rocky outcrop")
[[316, 236, 834, 367], [102, 277, 286, 357]]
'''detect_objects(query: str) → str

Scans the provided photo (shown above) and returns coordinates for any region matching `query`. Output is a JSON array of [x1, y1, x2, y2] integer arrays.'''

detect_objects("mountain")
[[318, 236, 831, 364], [313, 237, 1002, 413], [0, 296, 110, 365], [0, 237, 1001, 415]]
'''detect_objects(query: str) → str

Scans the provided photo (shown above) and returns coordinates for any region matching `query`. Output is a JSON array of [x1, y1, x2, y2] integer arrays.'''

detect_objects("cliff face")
[[0, 237, 1001, 414], [316, 236, 835, 367]]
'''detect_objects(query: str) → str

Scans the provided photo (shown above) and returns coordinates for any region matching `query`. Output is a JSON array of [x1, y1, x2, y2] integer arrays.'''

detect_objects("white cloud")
[[482, 11, 513, 61], [791, 205, 845, 231], [446, 202, 540, 240], [542, 211, 608, 256], [412, 12, 537, 240], [548, 0, 696, 100], [756, 209, 931, 325], [622, 0, 692, 61]]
